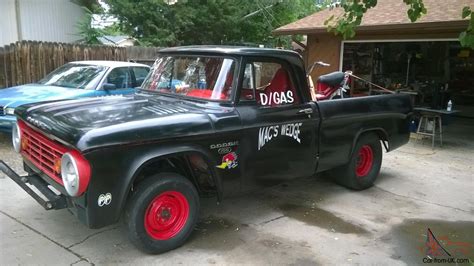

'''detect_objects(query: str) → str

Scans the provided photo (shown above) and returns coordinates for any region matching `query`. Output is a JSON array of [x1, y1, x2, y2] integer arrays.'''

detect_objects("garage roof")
[[274, 0, 472, 35]]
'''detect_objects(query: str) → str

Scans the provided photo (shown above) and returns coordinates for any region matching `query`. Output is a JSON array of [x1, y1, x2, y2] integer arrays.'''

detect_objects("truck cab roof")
[[159, 46, 306, 69], [160, 45, 300, 56]]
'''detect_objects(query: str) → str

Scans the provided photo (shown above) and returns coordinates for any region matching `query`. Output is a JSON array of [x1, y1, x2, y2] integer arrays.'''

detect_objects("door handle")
[[297, 108, 313, 115]]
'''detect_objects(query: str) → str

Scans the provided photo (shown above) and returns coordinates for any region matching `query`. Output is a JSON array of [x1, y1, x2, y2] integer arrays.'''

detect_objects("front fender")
[[124, 144, 222, 202], [82, 142, 220, 228]]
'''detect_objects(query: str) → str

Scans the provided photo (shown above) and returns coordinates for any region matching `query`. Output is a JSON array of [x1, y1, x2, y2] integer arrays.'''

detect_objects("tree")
[[325, 0, 474, 49], [72, 0, 106, 44], [71, 0, 102, 12], [103, 0, 316, 47], [460, 6, 474, 48], [76, 7, 105, 44], [102, 23, 127, 36], [237, 0, 317, 47]]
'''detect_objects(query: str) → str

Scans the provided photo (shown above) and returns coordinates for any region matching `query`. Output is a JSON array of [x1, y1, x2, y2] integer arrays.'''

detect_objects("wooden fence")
[[127, 46, 161, 65], [0, 41, 161, 88]]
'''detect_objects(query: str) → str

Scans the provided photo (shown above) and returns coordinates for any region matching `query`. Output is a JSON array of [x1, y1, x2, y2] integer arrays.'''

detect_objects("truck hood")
[[15, 94, 219, 151], [0, 84, 95, 108]]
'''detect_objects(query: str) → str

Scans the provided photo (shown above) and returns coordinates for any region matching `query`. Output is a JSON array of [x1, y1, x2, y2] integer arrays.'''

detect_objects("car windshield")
[[38, 63, 106, 89], [141, 56, 235, 101]]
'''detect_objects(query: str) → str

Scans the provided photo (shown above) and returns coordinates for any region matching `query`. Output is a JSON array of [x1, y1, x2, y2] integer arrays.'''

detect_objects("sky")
[[91, 0, 118, 29]]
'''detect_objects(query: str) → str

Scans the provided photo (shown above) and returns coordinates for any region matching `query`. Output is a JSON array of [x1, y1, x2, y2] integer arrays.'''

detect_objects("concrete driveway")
[[1, 118, 473, 265]]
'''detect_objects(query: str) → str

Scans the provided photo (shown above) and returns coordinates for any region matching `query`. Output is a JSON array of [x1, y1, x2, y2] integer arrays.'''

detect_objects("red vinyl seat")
[[186, 89, 227, 100]]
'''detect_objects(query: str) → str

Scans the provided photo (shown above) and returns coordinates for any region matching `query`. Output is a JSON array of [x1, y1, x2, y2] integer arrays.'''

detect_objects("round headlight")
[[12, 122, 21, 153], [61, 153, 80, 196]]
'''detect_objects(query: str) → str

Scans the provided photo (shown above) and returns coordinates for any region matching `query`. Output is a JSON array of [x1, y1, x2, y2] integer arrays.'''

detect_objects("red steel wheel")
[[331, 133, 382, 190], [144, 191, 190, 240], [355, 145, 374, 177], [126, 173, 199, 254]]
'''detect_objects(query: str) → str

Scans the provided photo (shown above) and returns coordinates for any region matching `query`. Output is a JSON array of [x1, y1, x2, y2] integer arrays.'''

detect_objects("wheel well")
[[131, 153, 217, 198], [373, 130, 390, 151], [358, 129, 390, 152]]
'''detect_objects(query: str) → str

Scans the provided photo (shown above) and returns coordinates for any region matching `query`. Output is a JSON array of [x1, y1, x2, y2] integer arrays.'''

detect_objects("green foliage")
[[403, 0, 427, 22], [76, 7, 105, 44], [325, 0, 378, 39], [326, 0, 426, 39], [104, 0, 316, 47], [102, 23, 126, 36], [459, 6, 474, 49], [325, 0, 472, 49], [70, 0, 102, 13], [315, 0, 335, 11]]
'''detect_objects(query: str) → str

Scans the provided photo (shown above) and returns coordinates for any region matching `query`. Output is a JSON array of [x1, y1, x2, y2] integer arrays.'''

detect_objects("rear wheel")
[[125, 173, 199, 254], [332, 133, 382, 190]]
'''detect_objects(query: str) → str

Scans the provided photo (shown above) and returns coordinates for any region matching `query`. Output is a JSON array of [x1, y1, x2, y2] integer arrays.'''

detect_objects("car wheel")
[[125, 172, 199, 254], [332, 133, 382, 190]]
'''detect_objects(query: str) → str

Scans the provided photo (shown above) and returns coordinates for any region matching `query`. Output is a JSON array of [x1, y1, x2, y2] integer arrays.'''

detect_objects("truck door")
[[235, 58, 320, 187]]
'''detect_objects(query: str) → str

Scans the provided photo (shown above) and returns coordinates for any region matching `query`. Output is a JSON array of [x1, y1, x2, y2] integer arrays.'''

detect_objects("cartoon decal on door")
[[216, 152, 238, 169]]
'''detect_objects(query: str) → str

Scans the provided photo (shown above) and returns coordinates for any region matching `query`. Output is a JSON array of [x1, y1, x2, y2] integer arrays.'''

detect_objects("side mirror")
[[102, 83, 116, 91]]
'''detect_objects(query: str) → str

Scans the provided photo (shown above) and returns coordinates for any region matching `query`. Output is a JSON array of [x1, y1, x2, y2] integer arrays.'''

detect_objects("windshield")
[[38, 63, 106, 89], [141, 56, 236, 101]]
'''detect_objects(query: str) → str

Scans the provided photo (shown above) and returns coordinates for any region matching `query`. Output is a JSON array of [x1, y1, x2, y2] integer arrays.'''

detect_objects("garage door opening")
[[341, 40, 474, 116]]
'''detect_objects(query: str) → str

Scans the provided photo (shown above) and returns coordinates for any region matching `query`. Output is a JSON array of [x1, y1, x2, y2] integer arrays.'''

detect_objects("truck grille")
[[0, 106, 4, 116], [19, 120, 67, 184]]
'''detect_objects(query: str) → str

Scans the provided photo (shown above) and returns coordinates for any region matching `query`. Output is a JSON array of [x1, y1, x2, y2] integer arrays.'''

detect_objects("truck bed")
[[316, 94, 412, 172]]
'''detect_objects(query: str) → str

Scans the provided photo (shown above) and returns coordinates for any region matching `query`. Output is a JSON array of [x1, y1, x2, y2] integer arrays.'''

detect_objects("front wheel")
[[332, 133, 382, 190], [125, 173, 199, 254]]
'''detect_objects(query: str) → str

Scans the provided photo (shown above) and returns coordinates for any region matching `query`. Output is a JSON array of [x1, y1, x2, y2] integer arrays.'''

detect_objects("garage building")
[[274, 0, 473, 115]]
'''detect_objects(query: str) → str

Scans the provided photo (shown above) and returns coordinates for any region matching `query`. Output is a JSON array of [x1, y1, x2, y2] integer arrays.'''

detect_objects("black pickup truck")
[[0, 46, 412, 254]]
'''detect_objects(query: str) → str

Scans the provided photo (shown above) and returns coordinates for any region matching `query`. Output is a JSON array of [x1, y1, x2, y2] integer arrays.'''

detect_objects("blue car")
[[0, 61, 150, 132]]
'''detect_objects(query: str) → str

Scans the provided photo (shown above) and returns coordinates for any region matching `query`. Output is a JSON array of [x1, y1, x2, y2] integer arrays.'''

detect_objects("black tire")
[[125, 172, 199, 254], [331, 133, 382, 190]]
